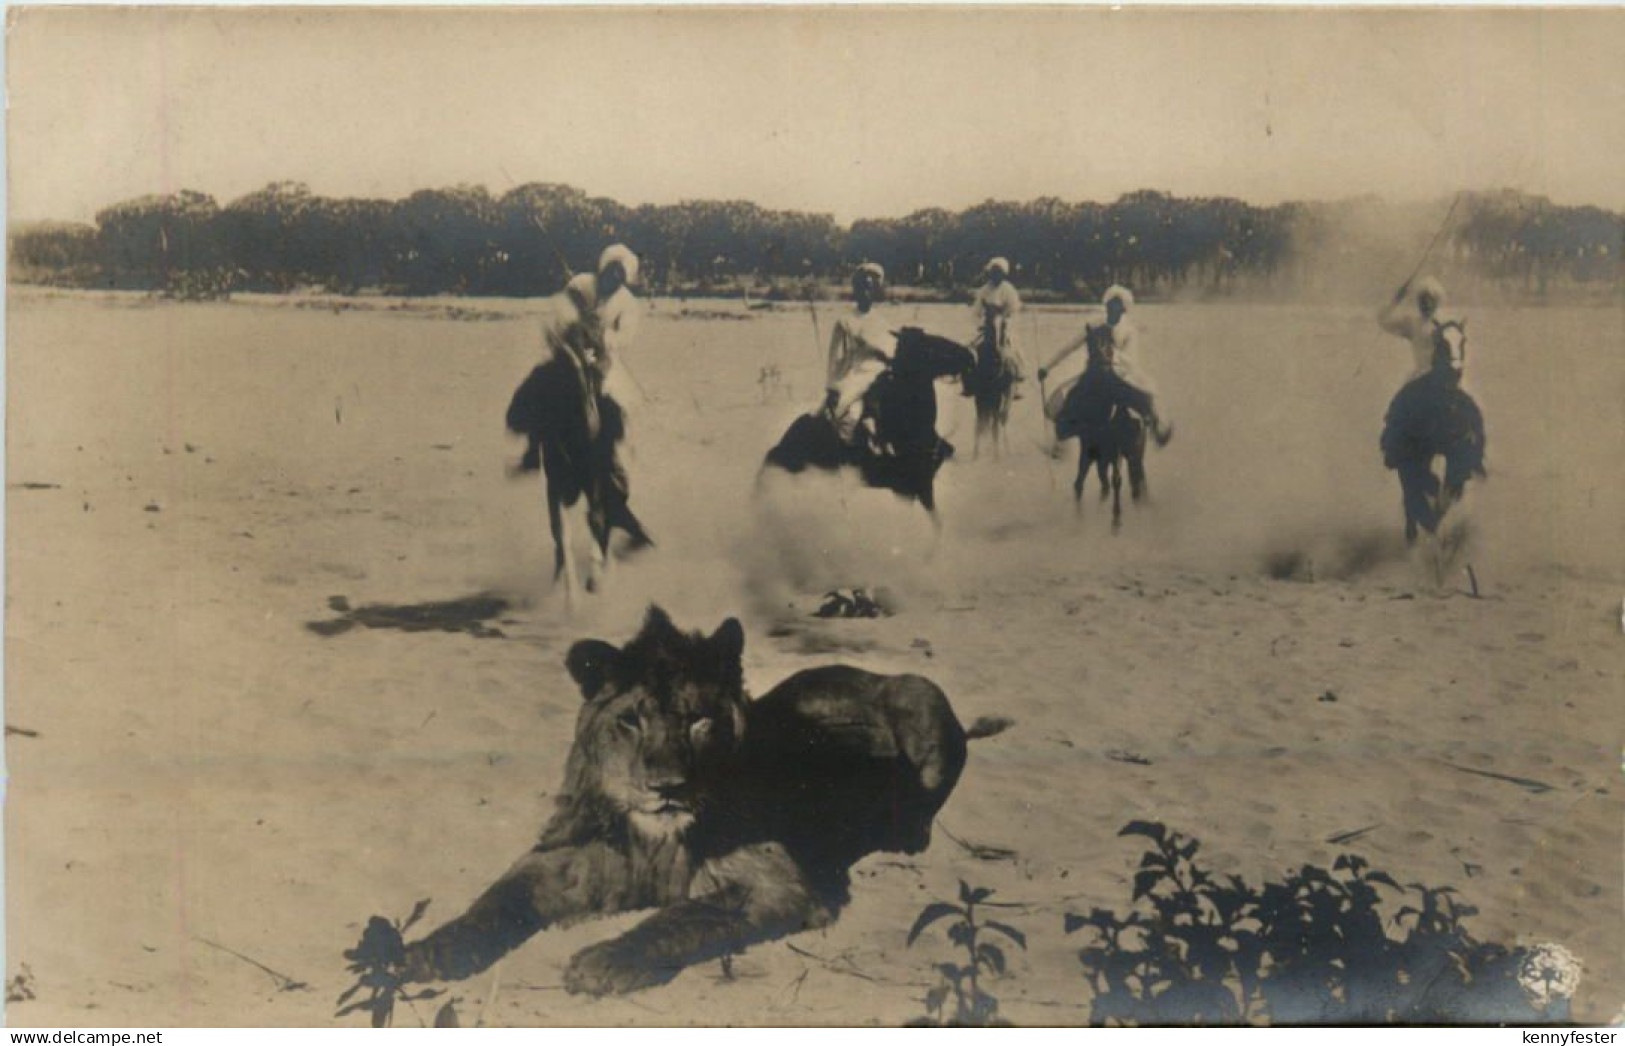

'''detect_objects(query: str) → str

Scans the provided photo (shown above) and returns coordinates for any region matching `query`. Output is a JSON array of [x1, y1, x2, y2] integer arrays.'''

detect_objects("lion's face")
[[563, 607, 748, 839]]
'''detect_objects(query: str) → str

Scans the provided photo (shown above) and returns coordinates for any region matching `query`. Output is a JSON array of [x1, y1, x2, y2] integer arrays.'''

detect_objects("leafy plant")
[[336, 899, 445, 1027], [906, 881, 1027, 1026], [1066, 822, 1578, 1026]]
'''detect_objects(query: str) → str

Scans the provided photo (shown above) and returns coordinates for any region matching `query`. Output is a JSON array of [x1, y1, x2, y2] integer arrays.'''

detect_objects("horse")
[[505, 340, 654, 605], [965, 306, 1016, 459], [1380, 318, 1485, 550], [761, 327, 974, 529], [1050, 324, 1149, 532]]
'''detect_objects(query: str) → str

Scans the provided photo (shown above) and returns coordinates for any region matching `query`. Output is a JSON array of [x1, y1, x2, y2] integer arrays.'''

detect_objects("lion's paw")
[[563, 939, 675, 997]]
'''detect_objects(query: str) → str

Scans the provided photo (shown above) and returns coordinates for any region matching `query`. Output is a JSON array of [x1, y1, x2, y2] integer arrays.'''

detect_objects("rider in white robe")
[[1378, 275, 1448, 382], [823, 262, 897, 447], [970, 257, 1025, 394], [1038, 285, 1172, 446], [526, 244, 651, 548]]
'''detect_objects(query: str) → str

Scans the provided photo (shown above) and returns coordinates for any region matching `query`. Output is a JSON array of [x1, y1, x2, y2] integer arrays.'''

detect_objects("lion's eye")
[[617, 710, 641, 733]]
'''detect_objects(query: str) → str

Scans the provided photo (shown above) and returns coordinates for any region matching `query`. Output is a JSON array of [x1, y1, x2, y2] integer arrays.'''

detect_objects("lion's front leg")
[[563, 843, 834, 996], [404, 843, 616, 983]]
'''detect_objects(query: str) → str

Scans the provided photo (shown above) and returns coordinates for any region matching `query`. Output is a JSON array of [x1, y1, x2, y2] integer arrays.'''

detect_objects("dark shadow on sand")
[[307, 593, 511, 639]]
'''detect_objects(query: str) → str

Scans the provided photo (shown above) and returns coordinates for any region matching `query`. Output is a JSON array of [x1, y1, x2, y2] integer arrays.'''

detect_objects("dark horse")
[[965, 307, 1016, 459], [1381, 318, 1485, 548], [761, 328, 975, 528], [1052, 324, 1148, 532], [506, 341, 654, 604]]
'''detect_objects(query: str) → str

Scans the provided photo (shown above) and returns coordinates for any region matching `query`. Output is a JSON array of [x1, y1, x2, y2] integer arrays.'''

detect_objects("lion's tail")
[[965, 716, 1015, 741]]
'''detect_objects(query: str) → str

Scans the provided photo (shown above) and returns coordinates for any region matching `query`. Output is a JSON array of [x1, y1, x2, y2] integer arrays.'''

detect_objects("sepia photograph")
[[4, 5, 1622, 1029]]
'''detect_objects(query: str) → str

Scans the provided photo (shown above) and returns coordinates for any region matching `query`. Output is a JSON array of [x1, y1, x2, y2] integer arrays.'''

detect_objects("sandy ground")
[[5, 287, 1622, 1026]]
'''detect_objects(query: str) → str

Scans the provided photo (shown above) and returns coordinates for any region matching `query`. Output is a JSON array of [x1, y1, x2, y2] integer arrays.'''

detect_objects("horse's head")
[[1431, 318, 1467, 383], [980, 304, 1001, 342], [891, 327, 976, 383]]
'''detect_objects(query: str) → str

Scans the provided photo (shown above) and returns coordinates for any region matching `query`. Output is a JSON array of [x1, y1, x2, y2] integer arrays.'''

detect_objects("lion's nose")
[[647, 773, 689, 799]]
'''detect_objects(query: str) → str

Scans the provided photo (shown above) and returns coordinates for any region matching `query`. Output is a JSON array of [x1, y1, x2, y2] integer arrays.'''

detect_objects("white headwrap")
[[1415, 276, 1445, 306], [597, 243, 640, 286], [564, 271, 597, 308], [856, 261, 885, 283], [986, 257, 1011, 276], [1103, 284, 1134, 309]]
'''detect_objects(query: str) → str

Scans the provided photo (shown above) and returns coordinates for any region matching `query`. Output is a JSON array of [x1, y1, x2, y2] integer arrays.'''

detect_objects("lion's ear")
[[710, 617, 745, 667], [566, 640, 621, 700]]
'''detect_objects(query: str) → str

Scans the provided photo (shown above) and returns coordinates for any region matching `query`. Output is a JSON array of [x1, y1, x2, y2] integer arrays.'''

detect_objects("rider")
[[1037, 285, 1173, 447], [823, 261, 897, 452], [1378, 275, 1449, 382], [520, 243, 651, 548], [970, 257, 1025, 397]]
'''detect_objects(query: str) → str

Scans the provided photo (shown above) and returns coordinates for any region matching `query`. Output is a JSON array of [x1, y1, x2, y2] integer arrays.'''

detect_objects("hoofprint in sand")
[[6, 288, 1620, 1025]]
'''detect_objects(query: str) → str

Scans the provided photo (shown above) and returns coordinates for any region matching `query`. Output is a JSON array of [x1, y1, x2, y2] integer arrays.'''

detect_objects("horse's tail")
[[764, 412, 843, 475], [505, 365, 551, 435], [966, 716, 1014, 741]]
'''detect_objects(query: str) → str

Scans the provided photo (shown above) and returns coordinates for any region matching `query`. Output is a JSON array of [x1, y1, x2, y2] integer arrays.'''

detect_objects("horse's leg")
[[916, 481, 944, 561], [1435, 480, 1457, 529], [1110, 458, 1124, 534], [584, 494, 611, 594], [1127, 442, 1148, 502], [1394, 463, 1427, 545], [1073, 448, 1087, 516], [548, 488, 579, 610]]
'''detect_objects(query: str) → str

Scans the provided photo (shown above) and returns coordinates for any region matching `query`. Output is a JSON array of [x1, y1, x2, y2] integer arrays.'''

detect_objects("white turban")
[[1415, 276, 1445, 305], [856, 261, 886, 283], [597, 243, 640, 286], [1103, 284, 1134, 309], [564, 272, 597, 309], [986, 257, 1011, 276]]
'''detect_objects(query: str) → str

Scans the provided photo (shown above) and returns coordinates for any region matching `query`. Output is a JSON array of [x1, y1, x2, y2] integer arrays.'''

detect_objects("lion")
[[392, 605, 1008, 997]]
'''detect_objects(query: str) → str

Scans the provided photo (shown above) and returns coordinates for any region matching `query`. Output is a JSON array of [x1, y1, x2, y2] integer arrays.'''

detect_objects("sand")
[[5, 287, 1621, 1026]]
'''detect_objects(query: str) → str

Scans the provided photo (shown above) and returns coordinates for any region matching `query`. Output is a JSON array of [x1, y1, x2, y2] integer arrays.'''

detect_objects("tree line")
[[9, 182, 1620, 301]]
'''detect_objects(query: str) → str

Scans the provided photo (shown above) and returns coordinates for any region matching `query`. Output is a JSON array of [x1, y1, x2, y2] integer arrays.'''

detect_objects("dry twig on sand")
[[1436, 761, 1555, 795], [194, 937, 310, 992], [1325, 823, 1382, 845]]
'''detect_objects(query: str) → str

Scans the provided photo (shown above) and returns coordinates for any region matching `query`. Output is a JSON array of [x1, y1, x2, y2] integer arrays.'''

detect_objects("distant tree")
[[9, 182, 1615, 301], [95, 190, 226, 294], [9, 221, 99, 284], [493, 183, 625, 295], [220, 181, 319, 291], [386, 185, 501, 295]]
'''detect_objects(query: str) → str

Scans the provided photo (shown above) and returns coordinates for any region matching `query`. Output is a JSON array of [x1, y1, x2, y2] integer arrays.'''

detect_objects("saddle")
[[1055, 367, 1144, 441]]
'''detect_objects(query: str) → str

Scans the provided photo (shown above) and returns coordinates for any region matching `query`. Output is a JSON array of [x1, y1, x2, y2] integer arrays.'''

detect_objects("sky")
[[7, 6, 1624, 225]]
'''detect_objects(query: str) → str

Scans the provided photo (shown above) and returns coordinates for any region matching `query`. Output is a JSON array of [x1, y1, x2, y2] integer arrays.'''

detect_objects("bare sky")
[[7, 7, 1623, 224]]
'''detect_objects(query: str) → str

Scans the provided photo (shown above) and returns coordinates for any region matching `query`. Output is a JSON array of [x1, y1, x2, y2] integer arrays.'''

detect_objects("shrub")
[[1066, 821, 1578, 1025], [906, 881, 1027, 1026]]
